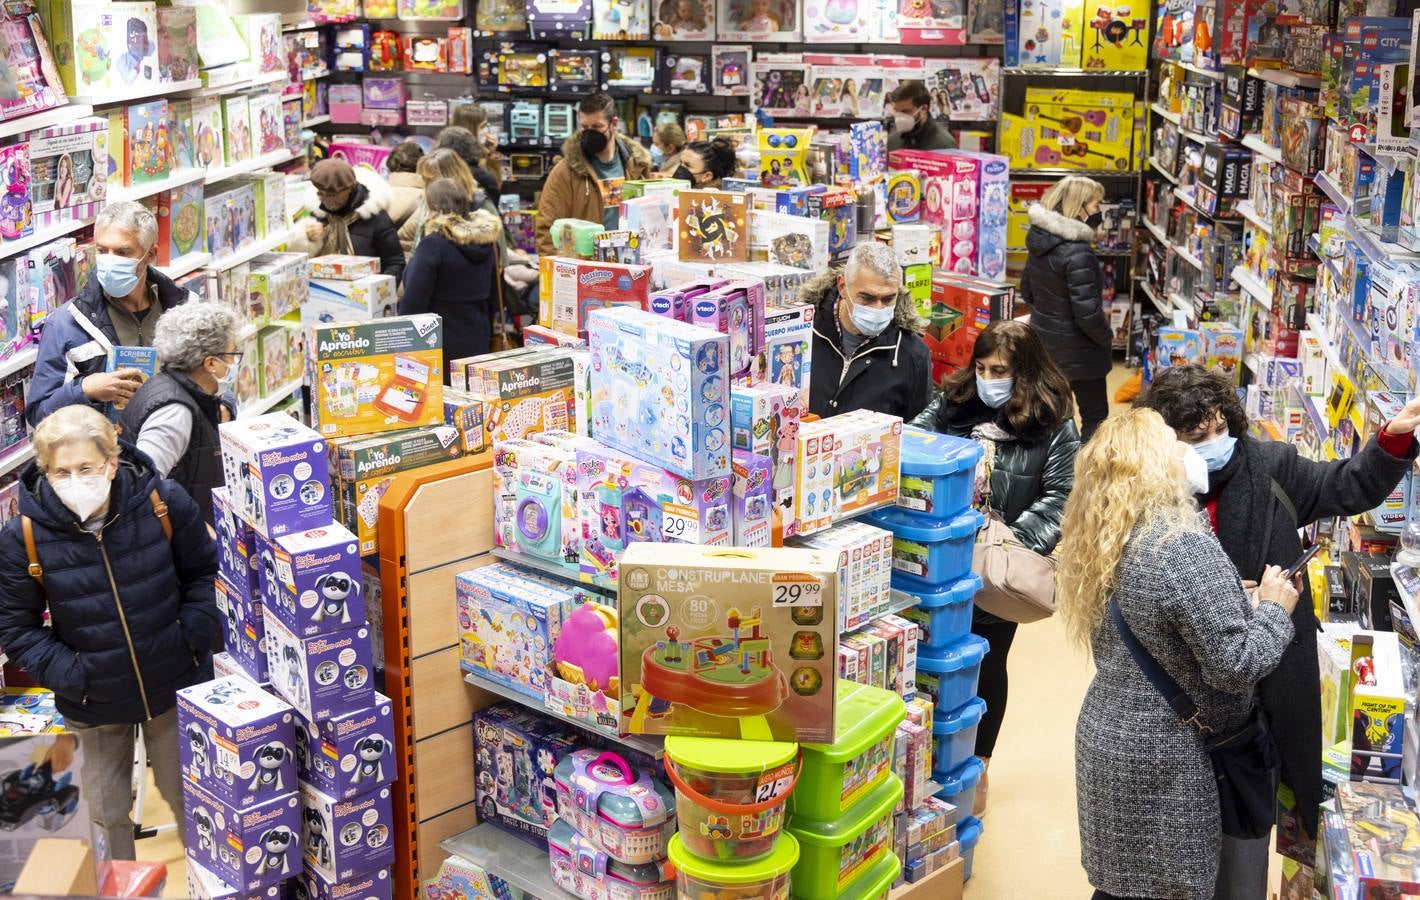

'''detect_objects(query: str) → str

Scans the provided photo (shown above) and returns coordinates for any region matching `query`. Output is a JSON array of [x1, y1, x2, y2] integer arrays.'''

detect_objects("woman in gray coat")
[[1057, 409, 1298, 900]]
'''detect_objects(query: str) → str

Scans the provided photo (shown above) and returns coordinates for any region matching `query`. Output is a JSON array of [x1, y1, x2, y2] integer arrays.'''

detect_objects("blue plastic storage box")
[[959, 816, 983, 881], [932, 697, 986, 773], [915, 634, 989, 713], [896, 428, 983, 519], [866, 507, 984, 589], [896, 573, 981, 649], [933, 756, 984, 824]]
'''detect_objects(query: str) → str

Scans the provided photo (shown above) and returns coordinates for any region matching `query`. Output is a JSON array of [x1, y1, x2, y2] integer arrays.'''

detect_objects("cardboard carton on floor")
[[13, 837, 97, 895]]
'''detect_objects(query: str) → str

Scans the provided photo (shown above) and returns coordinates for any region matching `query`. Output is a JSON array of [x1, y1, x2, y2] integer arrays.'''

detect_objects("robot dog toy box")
[[183, 780, 301, 893], [216, 575, 269, 685], [213, 486, 261, 604], [618, 543, 839, 742], [266, 523, 365, 639], [307, 315, 445, 439], [186, 856, 285, 898], [264, 616, 375, 723], [220, 414, 333, 540], [177, 676, 297, 810], [302, 867, 393, 900], [297, 693, 396, 800], [299, 781, 395, 883], [473, 703, 583, 844], [0, 733, 102, 891]]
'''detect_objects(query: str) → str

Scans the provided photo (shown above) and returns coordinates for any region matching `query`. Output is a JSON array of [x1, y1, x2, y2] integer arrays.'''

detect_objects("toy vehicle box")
[[215, 575, 269, 686], [618, 542, 839, 742], [181, 781, 300, 893], [218, 414, 333, 540], [538, 258, 654, 338], [455, 563, 580, 698], [298, 781, 394, 883], [0, 732, 104, 890], [176, 676, 297, 811], [263, 617, 374, 723], [473, 703, 583, 844], [296, 694, 396, 801], [307, 315, 444, 439], [264, 523, 364, 639]]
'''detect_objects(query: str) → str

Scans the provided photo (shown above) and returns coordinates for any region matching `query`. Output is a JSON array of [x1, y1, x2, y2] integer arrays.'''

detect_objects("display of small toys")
[[718, 0, 801, 41], [307, 315, 445, 438], [653, 0, 715, 39], [678, 190, 749, 263]]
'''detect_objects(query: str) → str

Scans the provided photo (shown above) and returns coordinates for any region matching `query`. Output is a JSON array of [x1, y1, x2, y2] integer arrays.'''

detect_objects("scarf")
[[316, 189, 363, 258], [969, 421, 1012, 515], [1205, 435, 1274, 581]]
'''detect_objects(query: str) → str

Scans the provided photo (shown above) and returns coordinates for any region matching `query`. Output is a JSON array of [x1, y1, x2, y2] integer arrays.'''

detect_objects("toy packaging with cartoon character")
[[176, 676, 298, 811], [307, 315, 445, 439], [216, 574, 270, 685], [186, 856, 284, 899], [213, 488, 260, 600], [303, 867, 394, 900], [731, 448, 773, 547], [26, 116, 106, 230], [296, 693, 396, 800], [219, 414, 333, 540], [491, 437, 582, 578], [262, 523, 366, 639], [264, 616, 375, 723], [537, 257, 654, 339], [0, 732, 103, 890], [456, 562, 583, 696], [181, 780, 301, 893], [473, 703, 583, 843], [330, 425, 467, 554], [298, 781, 395, 883]]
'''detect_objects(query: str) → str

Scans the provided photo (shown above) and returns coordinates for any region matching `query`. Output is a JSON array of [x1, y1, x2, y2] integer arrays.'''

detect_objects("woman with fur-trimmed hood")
[[291, 158, 406, 282], [803, 242, 932, 421], [398, 179, 503, 370]]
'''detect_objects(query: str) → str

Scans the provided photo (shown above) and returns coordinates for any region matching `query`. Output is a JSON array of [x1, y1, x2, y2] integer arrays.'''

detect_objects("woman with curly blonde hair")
[[1059, 408, 1297, 900]]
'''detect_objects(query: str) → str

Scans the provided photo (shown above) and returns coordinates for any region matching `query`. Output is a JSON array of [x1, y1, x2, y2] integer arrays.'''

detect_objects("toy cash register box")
[[307, 315, 444, 438]]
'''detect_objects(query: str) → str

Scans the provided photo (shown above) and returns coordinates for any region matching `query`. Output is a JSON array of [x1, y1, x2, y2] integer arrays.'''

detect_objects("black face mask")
[[579, 128, 610, 159], [673, 165, 697, 183], [1085, 211, 1104, 229]]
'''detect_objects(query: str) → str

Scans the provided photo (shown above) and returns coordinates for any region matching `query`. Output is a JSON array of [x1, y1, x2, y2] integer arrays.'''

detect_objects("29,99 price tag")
[[771, 573, 824, 607], [661, 503, 700, 543]]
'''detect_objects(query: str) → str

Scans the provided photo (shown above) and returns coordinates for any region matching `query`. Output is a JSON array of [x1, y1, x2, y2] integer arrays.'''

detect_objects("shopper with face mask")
[[534, 92, 652, 259], [885, 80, 957, 152], [0, 404, 218, 861], [25, 201, 197, 429], [804, 241, 932, 420], [672, 137, 739, 189], [290, 158, 406, 283], [1020, 175, 1112, 440], [1137, 363, 1419, 899], [909, 320, 1079, 816], [652, 122, 687, 175], [119, 303, 240, 523]]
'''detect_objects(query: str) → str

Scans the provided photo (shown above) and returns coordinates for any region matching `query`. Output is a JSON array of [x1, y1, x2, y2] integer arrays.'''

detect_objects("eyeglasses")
[[212, 352, 244, 364], [47, 465, 106, 480], [766, 133, 798, 148]]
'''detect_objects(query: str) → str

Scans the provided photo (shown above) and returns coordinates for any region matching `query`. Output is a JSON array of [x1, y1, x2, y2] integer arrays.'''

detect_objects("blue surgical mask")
[[96, 253, 142, 298], [650, 145, 666, 166], [1194, 433, 1238, 472], [849, 302, 895, 337], [976, 375, 1014, 408]]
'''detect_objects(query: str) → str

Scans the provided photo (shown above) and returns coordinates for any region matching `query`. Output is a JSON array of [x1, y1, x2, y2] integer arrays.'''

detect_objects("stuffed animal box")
[[176, 676, 297, 811], [296, 694, 396, 800]]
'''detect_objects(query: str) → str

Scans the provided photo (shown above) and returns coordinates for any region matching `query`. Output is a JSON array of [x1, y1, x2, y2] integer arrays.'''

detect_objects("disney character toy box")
[[265, 523, 365, 639], [177, 676, 297, 811], [219, 414, 333, 540], [473, 703, 583, 844], [298, 781, 395, 883], [264, 617, 374, 723], [307, 314, 444, 439], [181, 780, 301, 893], [618, 542, 839, 741], [296, 693, 396, 801]]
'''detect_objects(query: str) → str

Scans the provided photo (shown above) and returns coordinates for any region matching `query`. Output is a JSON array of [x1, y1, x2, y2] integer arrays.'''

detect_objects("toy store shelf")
[[1168, 292, 1195, 317], [1141, 218, 1169, 247], [1235, 200, 1270, 235], [1140, 282, 1172, 318], [1305, 313, 1346, 378], [188, 69, 290, 99], [442, 824, 573, 900], [1300, 392, 1327, 437], [301, 115, 332, 128], [238, 379, 303, 419], [0, 217, 91, 262], [1343, 214, 1420, 264], [1150, 103, 1181, 125], [156, 251, 213, 280], [1240, 134, 1283, 164], [1174, 245, 1204, 272], [208, 226, 299, 272], [1231, 266, 1271, 310], [0, 442, 33, 479], [1002, 67, 1147, 77], [1146, 157, 1178, 184], [1024, 167, 1140, 177], [204, 149, 298, 184], [0, 347, 36, 382], [76, 80, 204, 110], [463, 671, 665, 758], [1391, 564, 1420, 638], [1314, 172, 1352, 215], [1248, 66, 1320, 89], [0, 103, 95, 142], [491, 547, 616, 595], [1170, 60, 1223, 80], [109, 167, 208, 205]]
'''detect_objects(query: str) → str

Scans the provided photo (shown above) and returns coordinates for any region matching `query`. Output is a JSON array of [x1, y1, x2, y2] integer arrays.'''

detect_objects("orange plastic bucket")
[[663, 736, 800, 863]]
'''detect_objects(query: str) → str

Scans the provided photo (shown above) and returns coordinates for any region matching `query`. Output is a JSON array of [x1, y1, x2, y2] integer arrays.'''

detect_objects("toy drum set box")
[[618, 543, 839, 742]]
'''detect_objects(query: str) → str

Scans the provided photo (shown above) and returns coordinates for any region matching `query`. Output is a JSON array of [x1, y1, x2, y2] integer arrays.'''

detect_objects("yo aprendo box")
[[176, 676, 297, 810], [442, 389, 488, 455], [538, 257, 653, 337], [266, 523, 365, 638], [181, 781, 301, 893], [618, 543, 839, 742], [303, 868, 394, 900], [219, 414, 333, 540], [307, 315, 444, 439], [213, 487, 261, 604], [263, 616, 374, 723], [215, 576, 269, 685], [297, 694, 396, 800], [298, 781, 395, 883], [330, 426, 466, 554]]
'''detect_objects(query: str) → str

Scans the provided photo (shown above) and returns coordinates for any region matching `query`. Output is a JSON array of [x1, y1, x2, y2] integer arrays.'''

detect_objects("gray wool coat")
[[1076, 517, 1293, 900]]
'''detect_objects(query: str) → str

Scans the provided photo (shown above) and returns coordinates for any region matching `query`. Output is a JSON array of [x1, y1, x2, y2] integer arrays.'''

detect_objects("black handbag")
[[1108, 601, 1280, 840]]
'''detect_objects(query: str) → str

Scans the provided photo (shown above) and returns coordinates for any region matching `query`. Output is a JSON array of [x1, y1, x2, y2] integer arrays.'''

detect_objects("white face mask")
[[50, 472, 112, 521], [893, 111, 917, 135], [1181, 444, 1210, 496], [212, 357, 238, 390]]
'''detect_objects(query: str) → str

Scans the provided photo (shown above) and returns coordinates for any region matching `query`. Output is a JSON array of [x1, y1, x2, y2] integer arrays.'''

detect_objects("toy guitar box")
[[307, 315, 444, 438], [999, 111, 1133, 172]]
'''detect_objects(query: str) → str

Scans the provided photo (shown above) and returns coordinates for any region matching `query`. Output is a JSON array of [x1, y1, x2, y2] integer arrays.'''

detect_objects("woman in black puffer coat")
[[1020, 176, 1112, 441], [911, 320, 1079, 816]]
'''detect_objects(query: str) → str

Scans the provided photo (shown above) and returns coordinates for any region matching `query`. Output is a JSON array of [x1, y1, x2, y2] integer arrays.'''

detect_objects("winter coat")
[[886, 117, 957, 153], [387, 171, 424, 231], [1020, 204, 1112, 380], [25, 267, 196, 428], [288, 168, 406, 282], [119, 370, 232, 524], [0, 446, 219, 725], [1077, 516, 1292, 900], [398, 210, 503, 369], [534, 134, 652, 259], [803, 271, 933, 422], [657, 150, 683, 175]]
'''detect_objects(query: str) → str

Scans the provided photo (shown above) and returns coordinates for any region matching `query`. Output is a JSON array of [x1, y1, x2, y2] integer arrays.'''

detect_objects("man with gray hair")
[[803, 241, 932, 420], [26, 200, 197, 427]]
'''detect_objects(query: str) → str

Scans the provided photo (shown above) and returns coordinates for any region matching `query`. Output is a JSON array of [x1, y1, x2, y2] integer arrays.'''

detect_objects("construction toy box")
[[299, 781, 395, 883], [473, 703, 583, 844], [219, 414, 333, 540], [215, 576, 269, 686], [587, 307, 731, 482], [307, 315, 445, 439], [302, 868, 393, 900], [265, 523, 365, 639], [181, 781, 301, 893], [296, 693, 396, 801], [213, 486, 261, 604], [330, 426, 466, 554], [538, 258, 654, 338], [618, 542, 839, 742], [264, 617, 374, 723], [455, 563, 580, 698], [176, 676, 298, 811]]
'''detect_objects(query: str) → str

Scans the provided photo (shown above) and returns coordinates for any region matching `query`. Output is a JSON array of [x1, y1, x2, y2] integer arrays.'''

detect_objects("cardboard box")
[[296, 695, 396, 800], [263, 617, 374, 723], [303, 867, 394, 900], [299, 782, 395, 882], [185, 856, 286, 898], [219, 414, 333, 540], [13, 838, 97, 896], [473, 704, 582, 842], [182, 782, 301, 892], [215, 576, 269, 685], [176, 676, 297, 810], [307, 315, 444, 438], [264, 524, 365, 638], [537, 257, 654, 338]]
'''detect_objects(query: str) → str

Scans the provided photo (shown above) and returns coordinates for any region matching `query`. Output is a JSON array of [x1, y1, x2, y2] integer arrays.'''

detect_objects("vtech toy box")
[[176, 676, 297, 811], [296, 694, 396, 801], [264, 617, 375, 722], [266, 523, 365, 638], [219, 414, 333, 540], [181, 781, 301, 893], [299, 781, 395, 883], [307, 315, 445, 438]]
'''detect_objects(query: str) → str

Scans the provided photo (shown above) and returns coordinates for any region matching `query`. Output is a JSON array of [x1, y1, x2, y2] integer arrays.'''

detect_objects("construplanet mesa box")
[[307, 315, 444, 438]]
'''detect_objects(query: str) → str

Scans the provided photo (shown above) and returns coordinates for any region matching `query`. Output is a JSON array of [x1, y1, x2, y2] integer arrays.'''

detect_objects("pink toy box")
[[732, 449, 773, 548], [553, 750, 676, 864], [547, 598, 622, 734], [689, 279, 766, 380], [329, 85, 363, 123], [744, 303, 813, 412], [491, 437, 581, 578], [728, 383, 802, 537], [548, 818, 675, 900]]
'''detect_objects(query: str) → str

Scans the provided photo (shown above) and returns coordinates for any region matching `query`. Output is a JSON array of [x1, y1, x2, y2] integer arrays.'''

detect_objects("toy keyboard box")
[[307, 315, 444, 439], [219, 414, 333, 540], [215, 575, 269, 686], [330, 426, 466, 554], [181, 781, 301, 893], [618, 542, 839, 742], [473, 703, 583, 844], [265, 523, 365, 639], [176, 675, 297, 811], [297, 693, 395, 801], [0, 732, 103, 891], [538, 257, 654, 338], [263, 617, 375, 723], [299, 781, 395, 883]]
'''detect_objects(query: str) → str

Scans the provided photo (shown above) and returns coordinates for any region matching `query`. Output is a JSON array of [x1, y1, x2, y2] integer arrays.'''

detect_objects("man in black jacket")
[[805, 242, 933, 421], [886, 80, 958, 152]]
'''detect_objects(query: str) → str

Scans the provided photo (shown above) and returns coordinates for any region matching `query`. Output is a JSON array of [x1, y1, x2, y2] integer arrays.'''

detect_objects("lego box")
[[266, 523, 365, 638], [219, 414, 333, 540], [181, 781, 301, 893], [176, 676, 297, 811], [263, 617, 375, 723], [307, 315, 444, 438], [618, 543, 839, 742], [299, 781, 395, 883], [296, 694, 396, 801]]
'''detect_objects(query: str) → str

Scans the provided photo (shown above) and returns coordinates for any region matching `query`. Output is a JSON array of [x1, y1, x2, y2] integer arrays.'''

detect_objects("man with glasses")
[[26, 201, 197, 428], [534, 92, 652, 259]]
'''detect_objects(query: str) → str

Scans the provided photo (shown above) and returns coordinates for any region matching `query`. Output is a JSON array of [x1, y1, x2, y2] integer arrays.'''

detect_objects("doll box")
[[297, 694, 396, 801], [538, 258, 654, 338], [618, 542, 840, 742], [689, 280, 766, 380], [473, 703, 584, 843], [215, 575, 269, 686], [27, 116, 107, 227], [264, 523, 364, 639], [212, 487, 261, 604], [218, 414, 333, 540], [552, 749, 676, 865], [307, 315, 444, 439], [176, 676, 298, 811], [263, 616, 375, 723], [181, 782, 301, 893], [302, 868, 393, 900], [745, 303, 814, 412], [732, 449, 773, 548], [298, 781, 395, 883], [454, 563, 580, 697]]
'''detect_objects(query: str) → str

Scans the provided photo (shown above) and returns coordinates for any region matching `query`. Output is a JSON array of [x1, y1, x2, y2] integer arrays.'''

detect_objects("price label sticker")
[[662, 503, 700, 543], [771, 573, 824, 607]]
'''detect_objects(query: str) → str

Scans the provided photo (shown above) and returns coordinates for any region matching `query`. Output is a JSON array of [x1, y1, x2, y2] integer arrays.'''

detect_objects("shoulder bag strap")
[[149, 490, 172, 543], [21, 517, 42, 585], [1107, 600, 1212, 735], [1270, 478, 1297, 527]]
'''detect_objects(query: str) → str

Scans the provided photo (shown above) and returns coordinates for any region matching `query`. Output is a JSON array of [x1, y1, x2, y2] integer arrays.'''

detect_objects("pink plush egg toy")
[[554, 603, 620, 698]]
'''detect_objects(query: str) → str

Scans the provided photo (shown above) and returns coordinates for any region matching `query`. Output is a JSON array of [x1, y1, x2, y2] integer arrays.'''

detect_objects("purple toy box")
[[264, 616, 375, 722], [266, 522, 365, 638], [689, 279, 766, 380], [185, 857, 285, 898], [219, 413, 333, 539], [297, 693, 396, 800], [177, 675, 296, 810], [213, 487, 261, 604], [182, 780, 301, 893], [216, 575, 269, 686], [473, 703, 583, 845], [299, 782, 396, 882], [302, 867, 394, 900], [731, 450, 773, 548]]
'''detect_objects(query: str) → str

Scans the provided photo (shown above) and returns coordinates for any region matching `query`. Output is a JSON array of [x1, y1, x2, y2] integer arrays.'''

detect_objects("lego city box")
[[183, 780, 300, 893], [299, 781, 395, 883], [176, 675, 298, 810], [264, 616, 375, 723], [297, 694, 396, 800], [219, 413, 333, 540], [617, 542, 839, 742], [307, 315, 445, 439], [266, 522, 365, 639]]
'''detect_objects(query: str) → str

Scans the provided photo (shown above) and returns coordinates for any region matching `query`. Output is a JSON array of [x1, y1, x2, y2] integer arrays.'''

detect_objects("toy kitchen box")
[[0, 733, 107, 891], [219, 414, 333, 540], [618, 543, 839, 742], [177, 676, 298, 810], [181, 780, 301, 893], [264, 616, 375, 723], [265, 522, 366, 639], [298, 781, 395, 883], [297, 693, 396, 800], [307, 314, 444, 439]]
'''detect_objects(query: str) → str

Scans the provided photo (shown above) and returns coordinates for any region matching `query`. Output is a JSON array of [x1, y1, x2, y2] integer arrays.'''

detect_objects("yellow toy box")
[[1000, 112, 1133, 172], [307, 315, 444, 438], [1081, 9, 1149, 70]]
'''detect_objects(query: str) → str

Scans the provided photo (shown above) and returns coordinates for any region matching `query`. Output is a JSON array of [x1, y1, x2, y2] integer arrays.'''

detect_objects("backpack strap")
[[21, 516, 41, 585], [1270, 478, 1297, 528], [149, 490, 172, 543]]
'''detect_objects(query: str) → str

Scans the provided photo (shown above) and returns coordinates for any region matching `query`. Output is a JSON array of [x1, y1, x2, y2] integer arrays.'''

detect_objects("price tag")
[[662, 503, 700, 543], [771, 573, 824, 607]]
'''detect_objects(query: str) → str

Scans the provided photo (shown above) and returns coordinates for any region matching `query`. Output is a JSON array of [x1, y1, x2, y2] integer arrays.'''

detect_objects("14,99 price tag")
[[771, 572, 824, 607]]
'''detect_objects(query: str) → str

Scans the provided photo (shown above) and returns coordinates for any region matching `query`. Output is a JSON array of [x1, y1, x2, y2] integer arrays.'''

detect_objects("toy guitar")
[[1033, 147, 1088, 167], [1064, 108, 1109, 126], [1055, 141, 1132, 169], [1038, 113, 1085, 133]]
